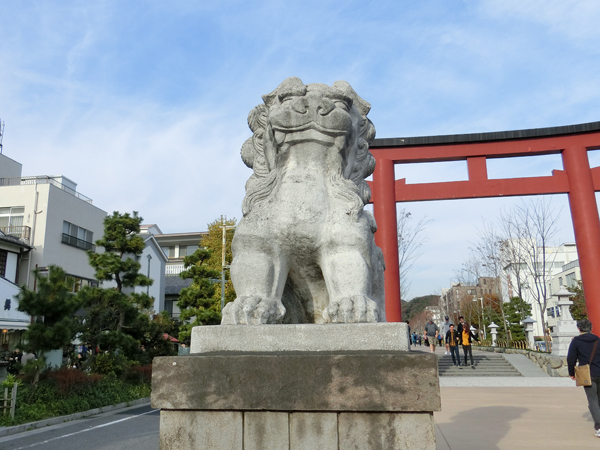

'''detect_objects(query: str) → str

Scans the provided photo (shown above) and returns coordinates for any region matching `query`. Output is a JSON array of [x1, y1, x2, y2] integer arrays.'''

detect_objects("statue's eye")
[[335, 101, 349, 112], [280, 95, 295, 104]]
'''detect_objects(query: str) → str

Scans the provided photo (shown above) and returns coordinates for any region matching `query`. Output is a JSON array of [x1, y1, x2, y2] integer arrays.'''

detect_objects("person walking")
[[461, 323, 479, 368], [457, 316, 466, 335], [567, 319, 600, 438], [445, 324, 461, 367], [442, 316, 451, 355], [424, 318, 439, 353]]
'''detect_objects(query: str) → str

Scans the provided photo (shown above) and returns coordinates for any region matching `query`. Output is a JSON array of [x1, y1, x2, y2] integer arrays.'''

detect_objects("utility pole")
[[0, 119, 4, 154], [220, 215, 236, 312]]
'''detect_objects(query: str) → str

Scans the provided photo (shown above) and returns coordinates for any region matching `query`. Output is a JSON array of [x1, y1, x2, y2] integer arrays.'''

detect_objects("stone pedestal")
[[152, 323, 440, 450]]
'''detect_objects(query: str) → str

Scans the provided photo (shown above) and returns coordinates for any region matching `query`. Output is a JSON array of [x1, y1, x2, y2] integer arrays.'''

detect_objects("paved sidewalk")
[[408, 345, 595, 448], [435, 387, 593, 450]]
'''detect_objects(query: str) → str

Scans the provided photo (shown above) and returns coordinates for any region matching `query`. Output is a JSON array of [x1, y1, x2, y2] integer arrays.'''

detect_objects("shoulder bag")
[[575, 339, 599, 387]]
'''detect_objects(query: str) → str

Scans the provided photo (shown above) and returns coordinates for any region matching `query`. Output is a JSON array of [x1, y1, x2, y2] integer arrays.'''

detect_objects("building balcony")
[[0, 225, 31, 242], [166, 264, 186, 275], [62, 233, 96, 251]]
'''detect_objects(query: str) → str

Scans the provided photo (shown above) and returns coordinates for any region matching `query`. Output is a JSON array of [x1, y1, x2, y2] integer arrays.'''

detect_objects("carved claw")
[[221, 296, 286, 325], [322, 295, 380, 323]]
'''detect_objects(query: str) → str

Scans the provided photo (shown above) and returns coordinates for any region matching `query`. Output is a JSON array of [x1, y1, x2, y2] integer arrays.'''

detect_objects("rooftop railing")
[[0, 176, 93, 204]]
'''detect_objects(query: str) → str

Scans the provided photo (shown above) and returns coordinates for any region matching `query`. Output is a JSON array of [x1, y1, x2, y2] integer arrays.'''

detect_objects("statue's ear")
[[332, 81, 371, 116], [262, 77, 305, 107]]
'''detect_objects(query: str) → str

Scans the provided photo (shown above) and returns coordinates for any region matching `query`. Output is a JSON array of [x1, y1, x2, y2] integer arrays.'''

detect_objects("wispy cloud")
[[1, 0, 598, 298]]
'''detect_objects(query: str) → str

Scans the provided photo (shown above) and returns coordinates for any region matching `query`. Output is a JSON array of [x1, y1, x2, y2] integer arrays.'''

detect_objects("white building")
[[0, 153, 107, 291], [0, 230, 32, 347], [0, 152, 108, 350], [501, 239, 578, 336]]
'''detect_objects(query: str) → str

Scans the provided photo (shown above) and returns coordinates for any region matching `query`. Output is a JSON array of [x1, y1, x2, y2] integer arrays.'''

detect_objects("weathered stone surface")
[[222, 77, 384, 325], [245, 412, 289, 450], [191, 323, 409, 353], [152, 351, 440, 412], [548, 355, 564, 369], [159, 410, 242, 450], [290, 413, 338, 450], [338, 412, 436, 450]]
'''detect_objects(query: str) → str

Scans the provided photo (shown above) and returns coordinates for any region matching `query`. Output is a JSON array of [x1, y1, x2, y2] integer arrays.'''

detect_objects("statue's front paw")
[[322, 295, 380, 323], [221, 296, 286, 324]]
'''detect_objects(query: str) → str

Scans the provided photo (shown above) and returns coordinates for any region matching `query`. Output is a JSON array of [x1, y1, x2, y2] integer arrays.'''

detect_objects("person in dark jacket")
[[567, 319, 600, 438], [445, 324, 461, 367]]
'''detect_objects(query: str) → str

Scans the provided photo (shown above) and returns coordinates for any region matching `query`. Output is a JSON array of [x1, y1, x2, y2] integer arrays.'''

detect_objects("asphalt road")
[[0, 404, 159, 450]]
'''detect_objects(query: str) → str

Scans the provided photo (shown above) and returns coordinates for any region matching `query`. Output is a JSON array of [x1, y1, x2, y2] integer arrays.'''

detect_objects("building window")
[[0, 206, 25, 237], [62, 221, 95, 251], [162, 246, 175, 258], [0, 249, 6, 278], [566, 272, 576, 287]]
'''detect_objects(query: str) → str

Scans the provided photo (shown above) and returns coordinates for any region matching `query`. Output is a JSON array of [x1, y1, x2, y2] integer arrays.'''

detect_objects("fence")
[[478, 339, 552, 353], [1, 383, 17, 420], [0, 176, 93, 204]]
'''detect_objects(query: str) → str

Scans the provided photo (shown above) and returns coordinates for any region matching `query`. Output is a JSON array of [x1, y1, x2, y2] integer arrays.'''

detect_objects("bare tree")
[[471, 221, 509, 339], [499, 198, 561, 339], [397, 208, 430, 300]]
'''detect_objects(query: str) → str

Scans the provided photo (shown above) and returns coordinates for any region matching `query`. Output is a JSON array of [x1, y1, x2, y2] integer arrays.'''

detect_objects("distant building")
[[440, 277, 501, 323], [500, 240, 578, 336], [140, 226, 208, 318]]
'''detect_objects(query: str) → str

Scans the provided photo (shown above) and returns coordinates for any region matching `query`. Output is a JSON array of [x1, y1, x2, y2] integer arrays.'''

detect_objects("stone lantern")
[[488, 322, 499, 347], [551, 286, 579, 357], [522, 316, 536, 350]]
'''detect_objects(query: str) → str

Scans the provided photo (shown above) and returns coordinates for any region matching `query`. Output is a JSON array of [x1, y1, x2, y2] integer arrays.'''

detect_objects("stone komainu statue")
[[222, 77, 385, 324]]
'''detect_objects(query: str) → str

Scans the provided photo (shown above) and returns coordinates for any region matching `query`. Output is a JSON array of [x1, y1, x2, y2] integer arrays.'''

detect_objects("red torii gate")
[[368, 121, 600, 330]]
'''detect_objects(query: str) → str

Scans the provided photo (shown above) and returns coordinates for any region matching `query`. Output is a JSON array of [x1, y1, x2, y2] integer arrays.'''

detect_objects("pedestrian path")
[[409, 345, 574, 387], [438, 352, 521, 377], [409, 346, 592, 448]]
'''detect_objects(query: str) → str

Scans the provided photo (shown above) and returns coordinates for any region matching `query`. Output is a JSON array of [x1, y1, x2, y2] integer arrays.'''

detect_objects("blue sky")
[[2, 1, 600, 299]]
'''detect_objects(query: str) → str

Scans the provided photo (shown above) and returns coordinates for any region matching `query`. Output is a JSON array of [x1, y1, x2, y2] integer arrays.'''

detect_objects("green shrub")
[[0, 368, 151, 427]]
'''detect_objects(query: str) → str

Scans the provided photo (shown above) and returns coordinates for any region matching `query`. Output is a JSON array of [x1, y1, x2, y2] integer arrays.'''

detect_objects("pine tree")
[[177, 248, 221, 344], [504, 297, 532, 341], [17, 265, 81, 384], [80, 211, 153, 355], [568, 281, 587, 321]]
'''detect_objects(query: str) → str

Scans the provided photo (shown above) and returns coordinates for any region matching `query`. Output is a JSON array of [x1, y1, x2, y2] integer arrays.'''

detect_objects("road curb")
[[0, 397, 151, 438]]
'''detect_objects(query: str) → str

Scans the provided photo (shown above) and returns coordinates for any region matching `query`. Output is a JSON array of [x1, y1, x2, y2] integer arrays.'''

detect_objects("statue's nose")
[[291, 97, 308, 114], [317, 98, 335, 116]]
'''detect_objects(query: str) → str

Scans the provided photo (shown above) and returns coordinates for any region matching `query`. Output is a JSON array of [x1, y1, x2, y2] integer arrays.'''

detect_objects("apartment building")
[[440, 277, 501, 323]]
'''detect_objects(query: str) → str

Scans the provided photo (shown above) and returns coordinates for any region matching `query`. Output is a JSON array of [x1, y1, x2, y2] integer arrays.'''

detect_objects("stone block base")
[[160, 410, 435, 450], [153, 325, 439, 449]]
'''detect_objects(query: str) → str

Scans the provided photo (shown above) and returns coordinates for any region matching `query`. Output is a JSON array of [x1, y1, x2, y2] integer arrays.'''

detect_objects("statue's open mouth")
[[272, 123, 348, 147]]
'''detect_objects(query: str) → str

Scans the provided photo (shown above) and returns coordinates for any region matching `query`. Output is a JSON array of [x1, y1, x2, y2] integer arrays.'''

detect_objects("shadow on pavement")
[[436, 406, 527, 450]]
